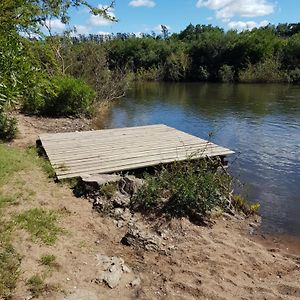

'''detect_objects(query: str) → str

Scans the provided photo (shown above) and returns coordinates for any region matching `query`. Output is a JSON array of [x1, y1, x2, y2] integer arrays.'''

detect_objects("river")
[[101, 82, 300, 237]]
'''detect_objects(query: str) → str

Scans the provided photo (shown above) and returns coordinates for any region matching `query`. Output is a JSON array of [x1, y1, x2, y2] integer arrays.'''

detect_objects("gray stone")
[[57, 289, 100, 300], [96, 255, 126, 289], [112, 191, 131, 208], [130, 276, 141, 288], [121, 225, 161, 251], [119, 176, 144, 196], [111, 208, 132, 222], [81, 174, 121, 195]]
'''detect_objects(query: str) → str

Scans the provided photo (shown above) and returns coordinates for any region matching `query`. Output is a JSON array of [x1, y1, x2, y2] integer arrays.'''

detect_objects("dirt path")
[[7, 114, 300, 300]]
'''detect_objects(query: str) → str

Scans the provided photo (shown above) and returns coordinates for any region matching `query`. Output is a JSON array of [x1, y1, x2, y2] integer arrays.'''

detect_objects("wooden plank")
[[44, 139, 212, 157], [40, 130, 204, 149], [51, 144, 224, 167], [57, 149, 233, 179], [48, 142, 216, 163], [39, 124, 234, 179], [40, 124, 169, 141], [55, 148, 233, 176]]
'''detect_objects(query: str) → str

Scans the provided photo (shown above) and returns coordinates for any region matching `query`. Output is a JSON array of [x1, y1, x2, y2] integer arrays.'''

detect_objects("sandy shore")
[[6, 114, 300, 299]]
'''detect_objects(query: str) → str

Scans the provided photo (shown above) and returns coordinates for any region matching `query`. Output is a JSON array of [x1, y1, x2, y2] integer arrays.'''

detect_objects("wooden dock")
[[39, 124, 234, 180]]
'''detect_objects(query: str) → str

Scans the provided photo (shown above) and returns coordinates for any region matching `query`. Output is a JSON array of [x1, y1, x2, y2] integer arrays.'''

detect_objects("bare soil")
[[8, 114, 300, 300]]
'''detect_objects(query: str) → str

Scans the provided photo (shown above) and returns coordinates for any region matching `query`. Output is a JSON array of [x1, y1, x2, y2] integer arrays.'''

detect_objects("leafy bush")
[[131, 159, 232, 220], [289, 68, 300, 83], [239, 57, 289, 83], [22, 75, 96, 117], [218, 65, 235, 82], [136, 66, 164, 81], [42, 75, 95, 116], [0, 112, 17, 141]]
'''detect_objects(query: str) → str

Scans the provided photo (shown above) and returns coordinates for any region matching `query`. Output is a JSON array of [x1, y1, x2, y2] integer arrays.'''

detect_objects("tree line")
[[91, 23, 300, 83]]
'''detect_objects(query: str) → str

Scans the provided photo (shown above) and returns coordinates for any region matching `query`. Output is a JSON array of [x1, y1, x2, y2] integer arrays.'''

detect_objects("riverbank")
[[1, 113, 299, 299]]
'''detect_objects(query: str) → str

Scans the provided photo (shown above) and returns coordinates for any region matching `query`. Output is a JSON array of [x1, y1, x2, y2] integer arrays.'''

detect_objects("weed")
[[39, 254, 56, 267], [131, 159, 232, 221], [0, 195, 17, 208], [27, 274, 45, 298], [100, 182, 118, 199], [232, 194, 260, 216], [0, 244, 21, 298], [15, 208, 64, 245]]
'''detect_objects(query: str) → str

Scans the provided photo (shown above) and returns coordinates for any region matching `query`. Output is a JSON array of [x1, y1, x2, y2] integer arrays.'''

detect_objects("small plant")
[[0, 111, 17, 141], [39, 254, 56, 267], [131, 159, 232, 221], [218, 65, 235, 82], [42, 75, 96, 117], [0, 245, 21, 298], [100, 182, 118, 199], [15, 208, 64, 245], [27, 274, 45, 298], [231, 194, 260, 216]]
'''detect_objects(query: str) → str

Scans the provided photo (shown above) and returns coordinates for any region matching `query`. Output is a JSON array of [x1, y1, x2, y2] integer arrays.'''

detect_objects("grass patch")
[[0, 195, 17, 208], [0, 245, 21, 298], [0, 144, 55, 184], [39, 254, 56, 267], [100, 182, 118, 199], [131, 159, 232, 221], [15, 208, 64, 245], [27, 274, 45, 298]]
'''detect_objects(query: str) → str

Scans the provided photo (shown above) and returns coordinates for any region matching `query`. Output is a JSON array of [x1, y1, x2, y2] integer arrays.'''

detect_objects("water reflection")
[[102, 82, 300, 236]]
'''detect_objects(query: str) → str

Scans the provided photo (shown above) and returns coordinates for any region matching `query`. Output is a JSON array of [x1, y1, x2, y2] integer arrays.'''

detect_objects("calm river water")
[[103, 82, 300, 236]]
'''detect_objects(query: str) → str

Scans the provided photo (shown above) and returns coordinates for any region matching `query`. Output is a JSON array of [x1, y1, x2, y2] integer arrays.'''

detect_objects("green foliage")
[[131, 159, 232, 220], [239, 57, 289, 83], [289, 68, 300, 83], [0, 112, 17, 141], [231, 194, 260, 216], [42, 75, 95, 117], [27, 274, 45, 298], [39, 254, 56, 267], [67, 42, 131, 103], [136, 67, 163, 81], [0, 145, 34, 185], [22, 75, 96, 116], [100, 183, 118, 199], [16, 208, 64, 245], [0, 245, 21, 298], [218, 65, 235, 82]]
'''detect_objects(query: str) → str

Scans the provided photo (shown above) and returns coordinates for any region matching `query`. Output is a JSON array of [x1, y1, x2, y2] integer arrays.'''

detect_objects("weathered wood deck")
[[39, 124, 234, 180]]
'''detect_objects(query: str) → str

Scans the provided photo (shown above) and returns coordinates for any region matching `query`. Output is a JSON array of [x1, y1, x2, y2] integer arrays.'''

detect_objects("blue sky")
[[46, 0, 300, 35]]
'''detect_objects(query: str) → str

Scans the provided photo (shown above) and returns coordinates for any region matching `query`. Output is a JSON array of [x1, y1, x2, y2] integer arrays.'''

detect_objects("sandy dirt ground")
[[7, 114, 300, 300]]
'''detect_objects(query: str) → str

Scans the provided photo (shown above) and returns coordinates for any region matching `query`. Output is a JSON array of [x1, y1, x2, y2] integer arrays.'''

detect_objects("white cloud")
[[90, 4, 115, 26], [196, 0, 275, 19], [129, 0, 156, 7], [97, 31, 111, 35], [74, 25, 89, 35], [228, 20, 269, 31], [43, 19, 66, 31]]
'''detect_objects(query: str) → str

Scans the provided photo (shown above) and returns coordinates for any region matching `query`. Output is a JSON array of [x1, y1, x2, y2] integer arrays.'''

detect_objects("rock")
[[130, 276, 141, 288], [111, 208, 132, 222], [112, 191, 131, 208], [119, 176, 144, 196], [122, 264, 132, 273], [96, 255, 127, 289], [57, 289, 100, 300], [121, 225, 161, 251], [80, 174, 121, 195]]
